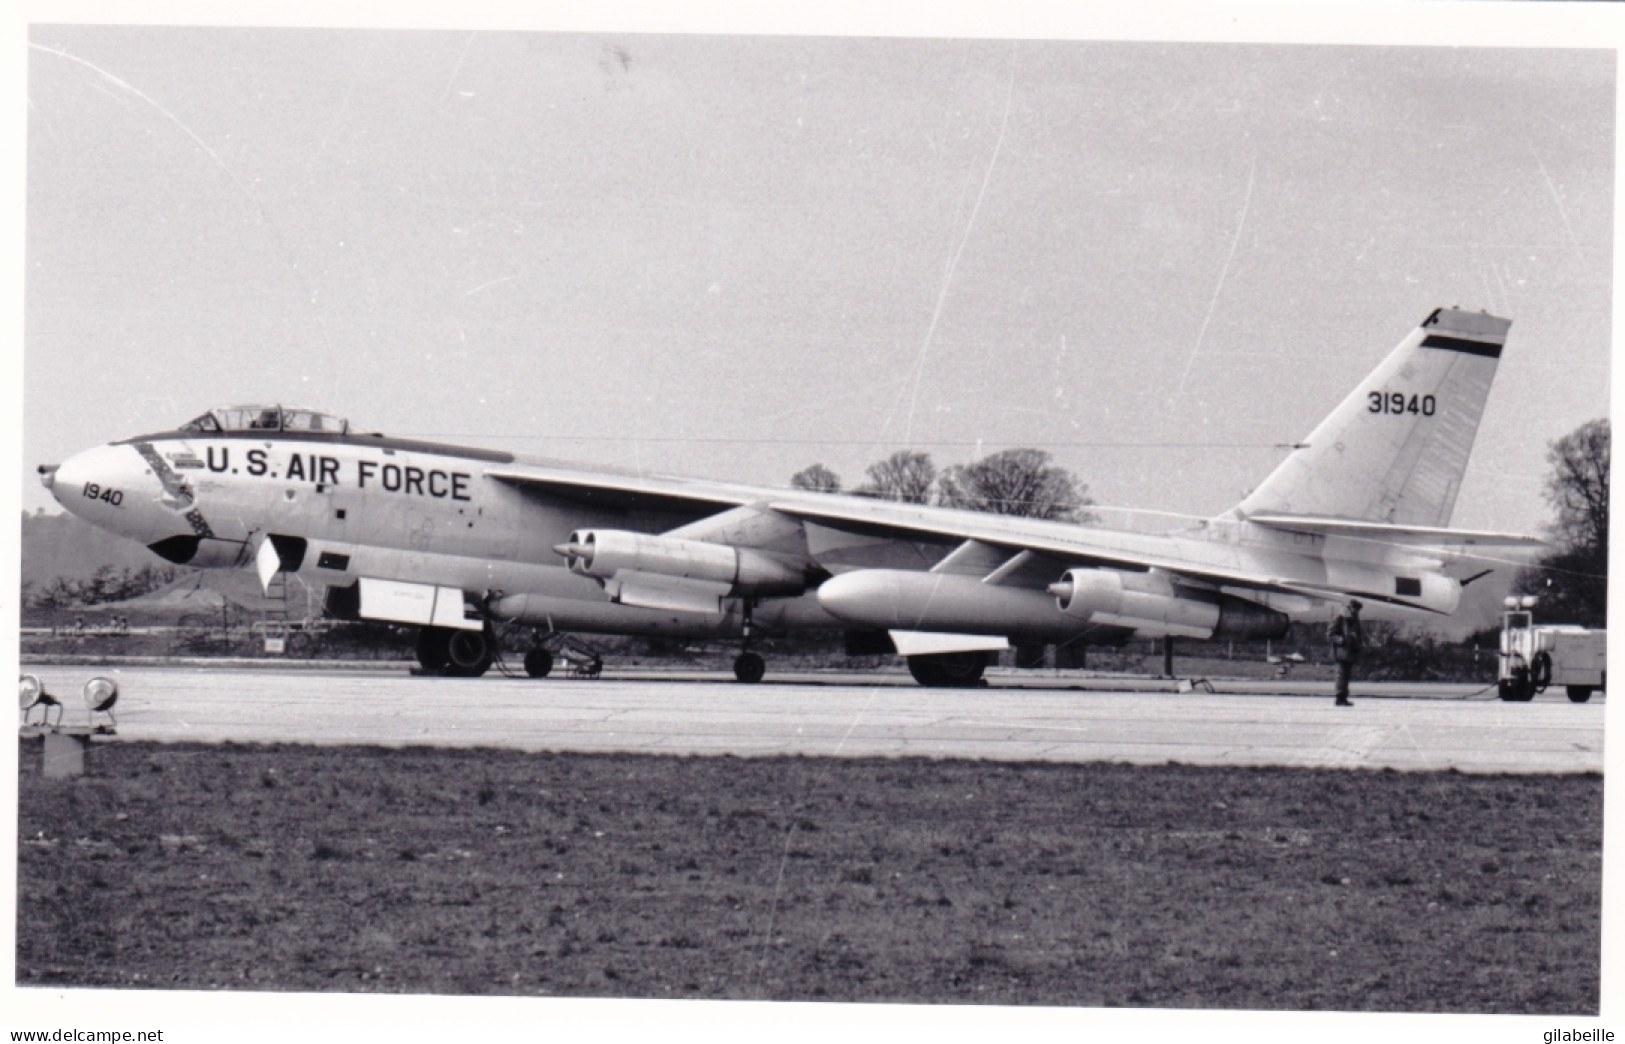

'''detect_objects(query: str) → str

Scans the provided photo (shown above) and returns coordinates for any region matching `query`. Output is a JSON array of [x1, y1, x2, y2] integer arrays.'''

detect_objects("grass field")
[[16, 740, 1601, 1013]]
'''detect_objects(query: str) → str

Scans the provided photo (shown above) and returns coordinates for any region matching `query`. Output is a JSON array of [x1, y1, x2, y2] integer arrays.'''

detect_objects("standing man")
[[1329, 599, 1363, 706]]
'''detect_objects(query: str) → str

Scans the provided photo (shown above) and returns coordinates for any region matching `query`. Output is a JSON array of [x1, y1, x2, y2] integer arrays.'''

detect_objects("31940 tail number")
[[82, 482, 123, 507], [1368, 391, 1436, 416]]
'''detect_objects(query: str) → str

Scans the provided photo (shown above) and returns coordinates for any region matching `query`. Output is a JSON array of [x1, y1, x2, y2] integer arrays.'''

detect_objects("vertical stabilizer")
[[1229, 308, 1510, 526]]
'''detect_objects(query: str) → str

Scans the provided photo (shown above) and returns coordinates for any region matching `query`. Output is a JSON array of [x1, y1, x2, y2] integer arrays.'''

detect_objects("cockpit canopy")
[[181, 406, 350, 435]]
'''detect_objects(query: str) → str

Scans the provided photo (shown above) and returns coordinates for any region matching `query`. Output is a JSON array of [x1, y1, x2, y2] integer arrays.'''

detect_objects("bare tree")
[[937, 448, 1095, 522], [1515, 417, 1608, 626], [856, 450, 936, 504], [790, 463, 842, 493]]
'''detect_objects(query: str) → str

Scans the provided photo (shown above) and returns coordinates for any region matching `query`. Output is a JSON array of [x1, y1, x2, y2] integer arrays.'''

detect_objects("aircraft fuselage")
[[46, 423, 1461, 648]]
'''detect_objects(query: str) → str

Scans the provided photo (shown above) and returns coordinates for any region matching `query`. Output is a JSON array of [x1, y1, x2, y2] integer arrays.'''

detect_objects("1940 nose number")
[[82, 482, 124, 507]]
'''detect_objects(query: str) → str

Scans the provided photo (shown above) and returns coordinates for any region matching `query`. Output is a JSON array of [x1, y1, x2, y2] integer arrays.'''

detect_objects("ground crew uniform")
[[1329, 601, 1363, 707]]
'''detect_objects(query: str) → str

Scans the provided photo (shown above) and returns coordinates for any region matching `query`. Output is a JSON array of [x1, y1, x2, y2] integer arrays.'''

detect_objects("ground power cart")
[[1498, 596, 1606, 703]]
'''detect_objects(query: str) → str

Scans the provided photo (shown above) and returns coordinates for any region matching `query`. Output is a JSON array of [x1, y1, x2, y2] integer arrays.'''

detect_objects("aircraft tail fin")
[[1229, 307, 1510, 527]]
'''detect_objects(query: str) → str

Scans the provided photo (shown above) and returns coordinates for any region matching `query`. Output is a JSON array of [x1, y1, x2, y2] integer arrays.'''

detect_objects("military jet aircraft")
[[39, 307, 1537, 685]]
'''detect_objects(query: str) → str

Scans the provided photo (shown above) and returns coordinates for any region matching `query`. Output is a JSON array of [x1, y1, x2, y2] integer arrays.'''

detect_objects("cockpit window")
[[281, 409, 346, 433], [185, 405, 349, 434]]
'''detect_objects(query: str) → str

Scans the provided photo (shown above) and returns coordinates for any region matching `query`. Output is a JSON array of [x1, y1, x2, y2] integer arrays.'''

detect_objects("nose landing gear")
[[514, 629, 601, 679], [523, 646, 553, 678]]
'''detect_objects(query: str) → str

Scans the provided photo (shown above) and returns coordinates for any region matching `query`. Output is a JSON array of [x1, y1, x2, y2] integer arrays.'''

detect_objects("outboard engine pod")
[[555, 529, 805, 596]]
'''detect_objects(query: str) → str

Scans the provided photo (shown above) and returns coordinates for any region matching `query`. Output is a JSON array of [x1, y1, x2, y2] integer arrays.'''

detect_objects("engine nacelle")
[[555, 529, 806, 597], [1050, 568, 1287, 641]]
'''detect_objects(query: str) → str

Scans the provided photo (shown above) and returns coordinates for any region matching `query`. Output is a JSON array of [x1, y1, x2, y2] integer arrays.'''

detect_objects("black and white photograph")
[[10, 3, 1617, 1037]]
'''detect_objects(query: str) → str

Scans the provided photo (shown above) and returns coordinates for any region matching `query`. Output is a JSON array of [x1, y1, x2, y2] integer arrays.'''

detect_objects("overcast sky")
[[20, 22, 1613, 541]]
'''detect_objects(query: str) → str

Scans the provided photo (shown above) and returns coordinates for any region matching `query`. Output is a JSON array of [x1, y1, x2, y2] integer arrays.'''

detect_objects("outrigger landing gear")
[[733, 652, 766, 684], [732, 601, 767, 684]]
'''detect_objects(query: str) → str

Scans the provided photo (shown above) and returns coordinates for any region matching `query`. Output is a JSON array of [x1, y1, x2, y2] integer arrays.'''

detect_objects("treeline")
[[791, 447, 1095, 522], [21, 563, 182, 611], [1512, 418, 1608, 628]]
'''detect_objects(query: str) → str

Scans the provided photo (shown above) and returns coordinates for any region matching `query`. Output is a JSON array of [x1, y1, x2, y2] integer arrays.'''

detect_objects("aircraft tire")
[[908, 652, 986, 688], [908, 658, 946, 687], [733, 652, 766, 684], [524, 648, 554, 679], [444, 628, 494, 678], [1566, 685, 1594, 703], [416, 628, 451, 673]]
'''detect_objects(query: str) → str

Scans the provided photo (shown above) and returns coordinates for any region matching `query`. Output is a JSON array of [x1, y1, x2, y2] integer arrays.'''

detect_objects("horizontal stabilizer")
[[1247, 514, 1543, 548]]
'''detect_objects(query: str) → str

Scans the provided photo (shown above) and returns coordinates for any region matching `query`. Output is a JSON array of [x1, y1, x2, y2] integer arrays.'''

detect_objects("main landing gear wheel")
[[1567, 685, 1594, 703], [416, 628, 451, 672], [733, 652, 766, 684], [907, 652, 987, 688], [442, 627, 495, 678]]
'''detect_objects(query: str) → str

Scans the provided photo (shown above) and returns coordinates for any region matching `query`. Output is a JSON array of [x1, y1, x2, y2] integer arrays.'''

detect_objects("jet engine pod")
[[554, 529, 804, 596], [1050, 568, 1222, 637], [1049, 568, 1288, 641]]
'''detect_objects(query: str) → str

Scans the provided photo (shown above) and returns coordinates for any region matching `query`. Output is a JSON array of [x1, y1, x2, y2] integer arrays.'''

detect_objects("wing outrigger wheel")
[[733, 652, 765, 684]]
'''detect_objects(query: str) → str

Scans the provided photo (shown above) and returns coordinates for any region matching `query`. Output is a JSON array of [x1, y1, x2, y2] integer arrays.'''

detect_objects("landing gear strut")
[[732, 601, 766, 684]]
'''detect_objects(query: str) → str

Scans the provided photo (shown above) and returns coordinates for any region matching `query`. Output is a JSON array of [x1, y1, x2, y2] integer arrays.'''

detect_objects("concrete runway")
[[18, 662, 1604, 773]]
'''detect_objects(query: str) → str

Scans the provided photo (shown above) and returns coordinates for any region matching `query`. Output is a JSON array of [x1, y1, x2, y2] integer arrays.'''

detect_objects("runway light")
[[83, 676, 119, 713], [20, 675, 62, 727]]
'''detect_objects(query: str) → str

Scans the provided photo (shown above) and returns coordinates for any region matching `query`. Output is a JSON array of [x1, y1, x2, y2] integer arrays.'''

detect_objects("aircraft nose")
[[37, 464, 57, 492], [50, 442, 186, 538]]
